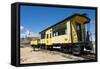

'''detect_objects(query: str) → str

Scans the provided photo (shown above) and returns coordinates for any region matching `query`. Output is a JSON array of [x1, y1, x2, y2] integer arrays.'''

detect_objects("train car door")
[[76, 23, 82, 41], [45, 29, 52, 45]]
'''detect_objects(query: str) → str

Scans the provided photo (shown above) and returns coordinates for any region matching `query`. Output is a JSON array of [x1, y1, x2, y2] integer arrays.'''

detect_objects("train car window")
[[54, 33, 55, 37], [53, 33, 54, 37], [65, 29, 67, 34], [58, 32, 60, 35], [77, 25, 80, 30], [50, 33, 51, 38], [52, 32, 54, 37], [57, 28, 66, 35], [55, 32, 58, 36], [41, 33, 45, 39], [46, 34, 49, 38]]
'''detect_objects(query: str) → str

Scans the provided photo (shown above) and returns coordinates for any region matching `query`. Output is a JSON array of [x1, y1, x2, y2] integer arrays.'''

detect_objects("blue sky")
[[20, 5, 96, 41]]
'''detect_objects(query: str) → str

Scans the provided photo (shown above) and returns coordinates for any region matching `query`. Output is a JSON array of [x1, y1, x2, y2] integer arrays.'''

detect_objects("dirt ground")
[[20, 46, 85, 64]]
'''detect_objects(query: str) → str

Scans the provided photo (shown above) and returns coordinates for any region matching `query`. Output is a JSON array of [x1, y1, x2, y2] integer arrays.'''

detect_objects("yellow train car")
[[31, 13, 90, 54], [30, 39, 39, 46]]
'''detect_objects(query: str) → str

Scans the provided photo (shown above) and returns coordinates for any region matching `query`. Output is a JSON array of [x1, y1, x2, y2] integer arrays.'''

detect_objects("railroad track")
[[40, 48, 96, 60], [80, 53, 95, 60]]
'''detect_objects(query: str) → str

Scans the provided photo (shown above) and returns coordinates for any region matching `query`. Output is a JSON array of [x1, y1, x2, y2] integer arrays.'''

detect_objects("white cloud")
[[25, 31, 40, 38], [28, 33, 40, 38], [25, 30, 30, 35], [20, 25, 40, 38], [20, 33, 26, 38], [20, 26, 24, 30], [20, 30, 40, 38]]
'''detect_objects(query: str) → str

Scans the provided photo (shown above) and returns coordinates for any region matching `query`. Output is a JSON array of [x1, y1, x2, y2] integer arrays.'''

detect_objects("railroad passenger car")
[[30, 13, 91, 54]]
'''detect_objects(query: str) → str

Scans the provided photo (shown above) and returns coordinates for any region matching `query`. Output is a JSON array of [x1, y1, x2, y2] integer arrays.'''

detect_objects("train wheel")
[[80, 45, 84, 54], [61, 46, 66, 52], [72, 45, 81, 55], [33, 46, 36, 51], [61, 46, 71, 53]]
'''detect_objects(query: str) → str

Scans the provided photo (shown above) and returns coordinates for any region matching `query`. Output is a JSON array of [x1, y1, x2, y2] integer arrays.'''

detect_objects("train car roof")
[[39, 13, 90, 34]]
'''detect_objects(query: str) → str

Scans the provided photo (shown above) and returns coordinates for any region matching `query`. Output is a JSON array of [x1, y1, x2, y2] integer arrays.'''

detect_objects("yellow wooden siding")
[[71, 16, 86, 43], [71, 20, 78, 43], [30, 40, 38, 45], [39, 15, 88, 45], [45, 29, 53, 45], [52, 34, 69, 43], [75, 16, 88, 24], [66, 21, 71, 43], [39, 39, 45, 44], [48, 21, 71, 44]]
